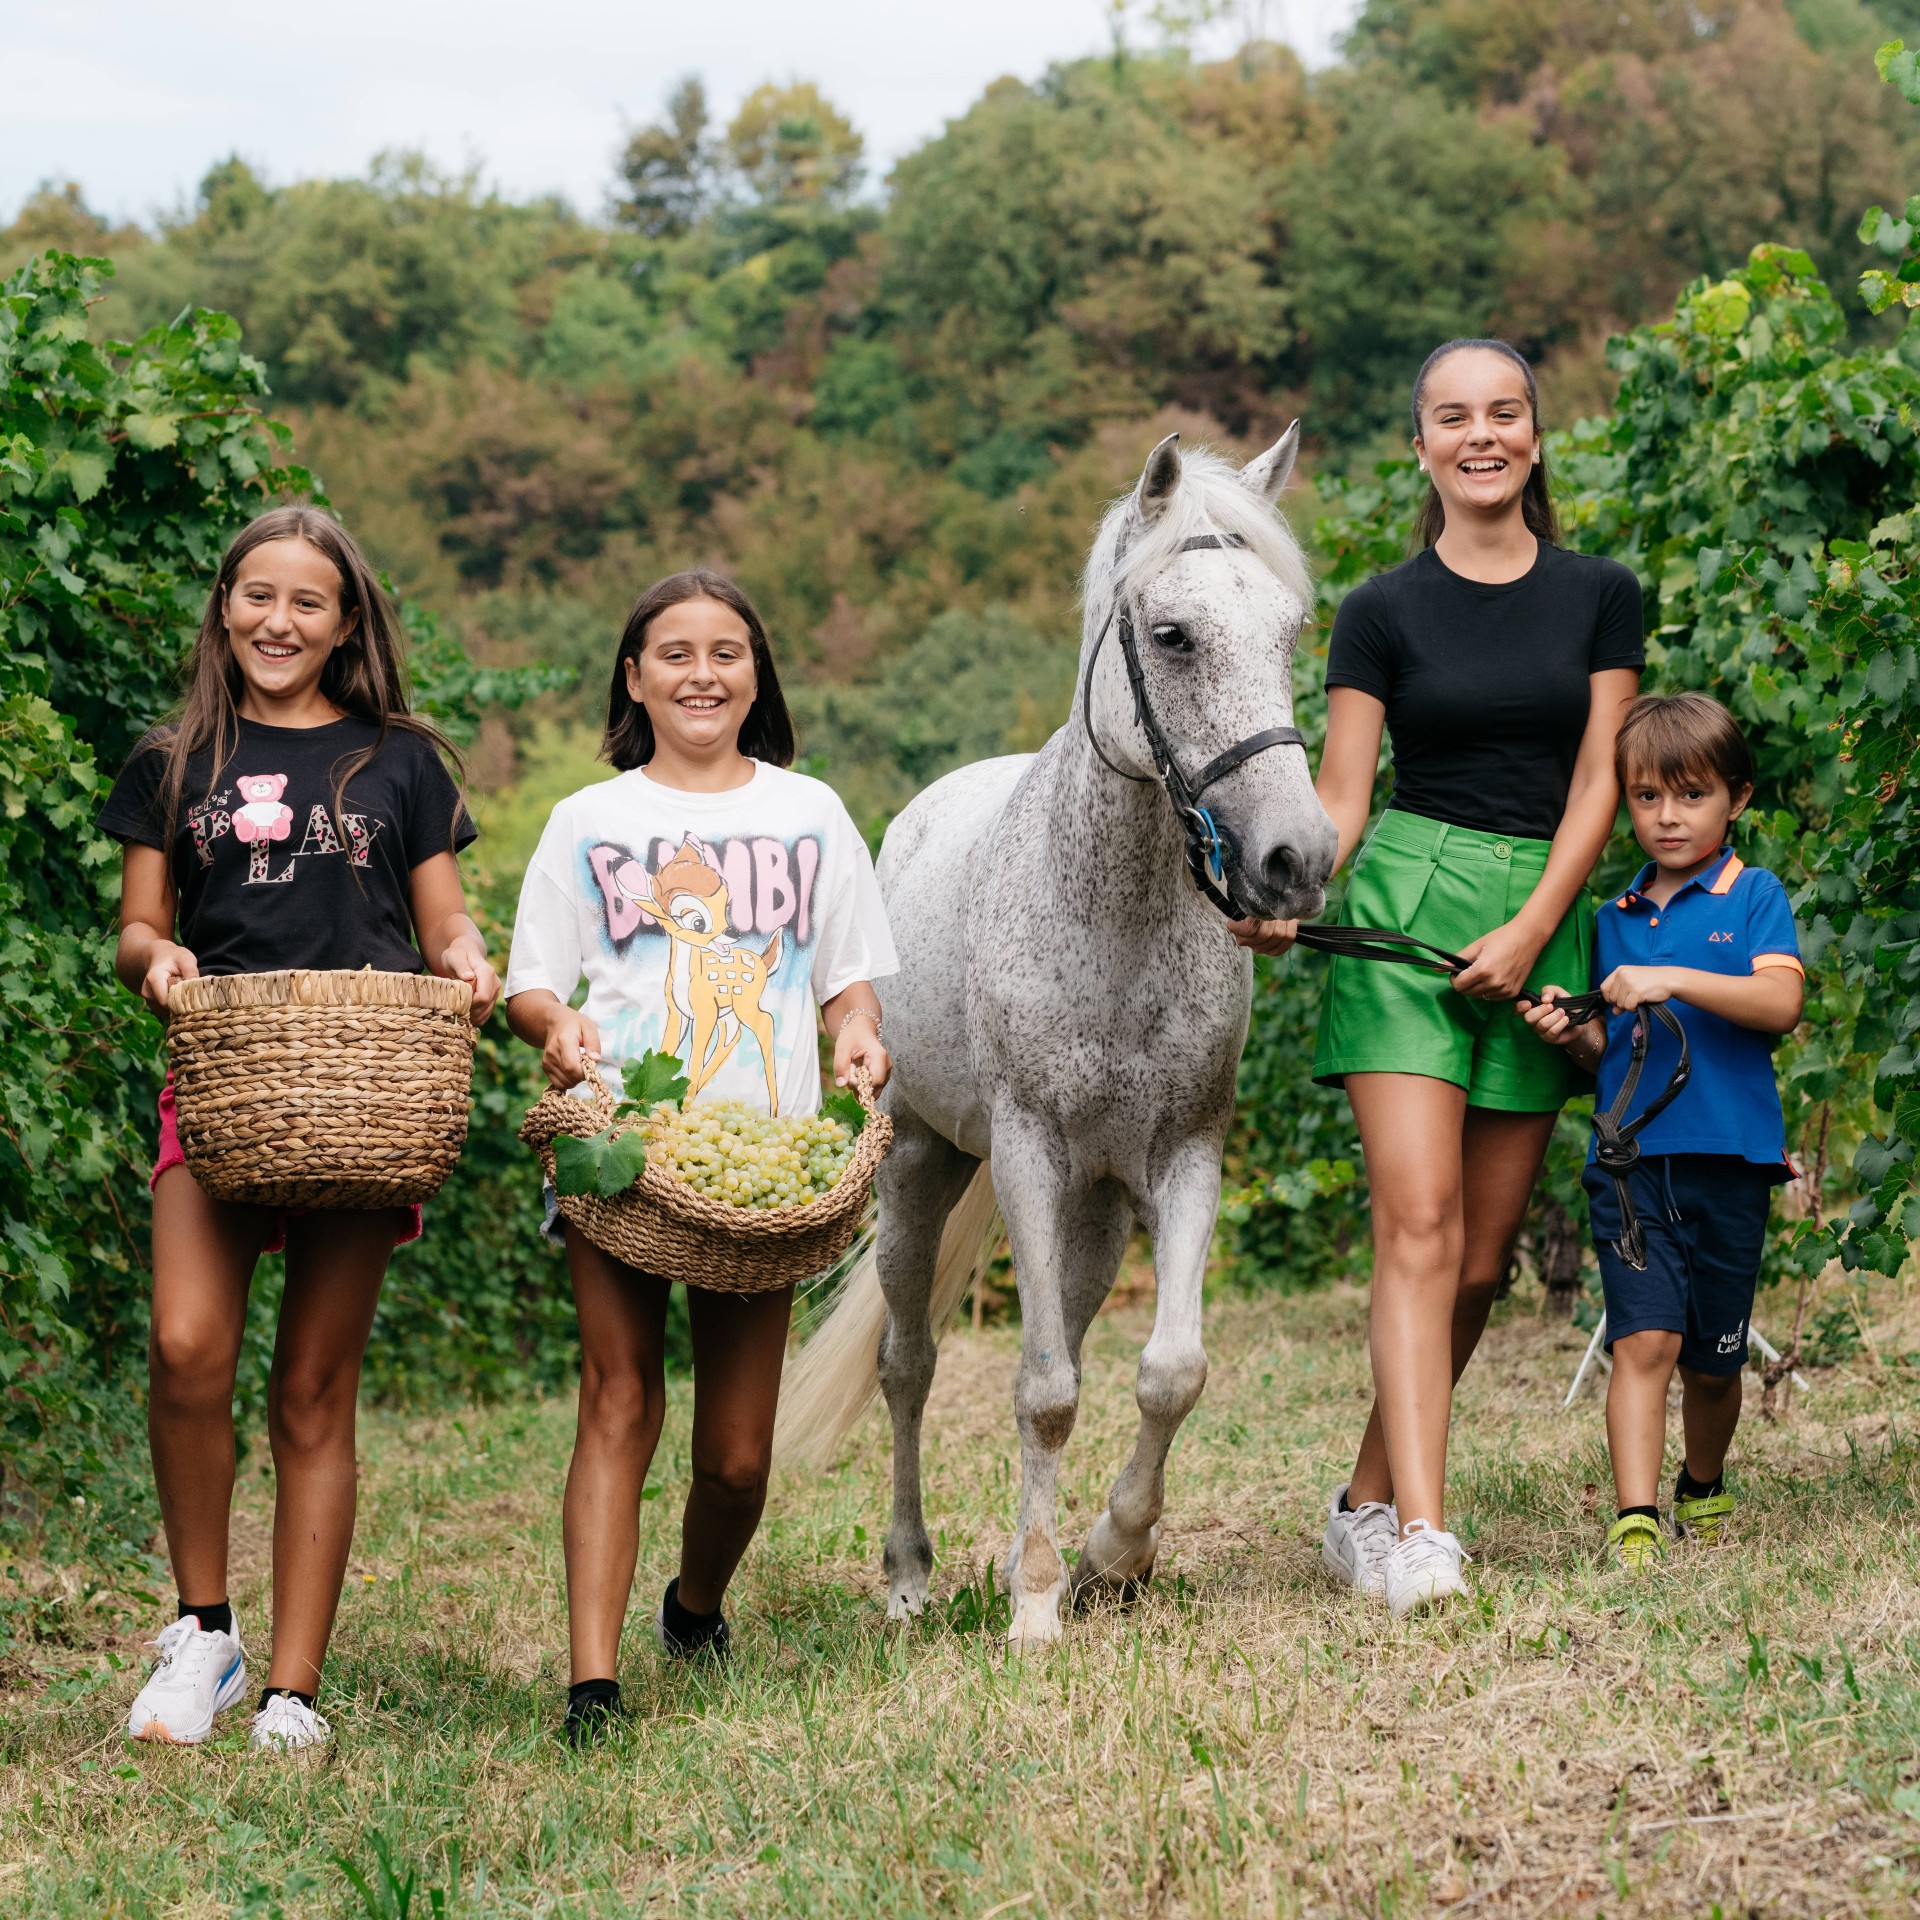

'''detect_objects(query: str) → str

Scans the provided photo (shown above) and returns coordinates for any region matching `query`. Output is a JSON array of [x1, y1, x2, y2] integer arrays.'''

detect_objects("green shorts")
[[1311, 809, 1592, 1113]]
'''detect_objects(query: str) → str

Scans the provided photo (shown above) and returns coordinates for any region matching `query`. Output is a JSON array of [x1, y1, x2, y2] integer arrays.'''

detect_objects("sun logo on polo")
[[1708, 931, 1735, 942]]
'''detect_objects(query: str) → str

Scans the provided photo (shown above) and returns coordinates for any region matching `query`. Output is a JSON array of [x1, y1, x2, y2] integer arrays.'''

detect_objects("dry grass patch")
[[2, 1275, 1919, 1916]]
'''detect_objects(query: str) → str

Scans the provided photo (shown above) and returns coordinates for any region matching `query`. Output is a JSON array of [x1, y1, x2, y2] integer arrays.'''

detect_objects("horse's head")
[[1082, 427, 1337, 921]]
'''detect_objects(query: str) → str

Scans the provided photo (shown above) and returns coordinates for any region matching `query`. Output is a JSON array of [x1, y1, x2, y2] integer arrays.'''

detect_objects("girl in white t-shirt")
[[505, 569, 895, 1744]]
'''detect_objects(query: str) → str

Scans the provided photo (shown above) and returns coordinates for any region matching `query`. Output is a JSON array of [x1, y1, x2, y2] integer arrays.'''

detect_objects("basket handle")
[[518, 1053, 621, 1153]]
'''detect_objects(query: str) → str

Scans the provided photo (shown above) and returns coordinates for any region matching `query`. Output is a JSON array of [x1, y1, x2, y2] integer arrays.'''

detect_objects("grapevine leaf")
[[821, 1087, 867, 1136], [552, 1131, 607, 1198], [622, 1049, 690, 1112], [597, 1128, 651, 1197], [552, 1125, 651, 1198]]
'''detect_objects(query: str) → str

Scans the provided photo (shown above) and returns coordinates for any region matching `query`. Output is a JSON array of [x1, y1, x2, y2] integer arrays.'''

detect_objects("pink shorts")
[[152, 1075, 423, 1252]]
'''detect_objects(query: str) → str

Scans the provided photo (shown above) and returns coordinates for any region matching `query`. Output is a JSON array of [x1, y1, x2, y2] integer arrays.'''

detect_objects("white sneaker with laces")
[[1384, 1518, 1471, 1620], [251, 1693, 331, 1753], [126, 1613, 247, 1744], [1321, 1483, 1400, 1598]]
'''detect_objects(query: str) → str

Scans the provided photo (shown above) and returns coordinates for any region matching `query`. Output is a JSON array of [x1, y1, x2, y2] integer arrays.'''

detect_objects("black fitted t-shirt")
[[99, 716, 476, 977], [1325, 542, 1645, 841]]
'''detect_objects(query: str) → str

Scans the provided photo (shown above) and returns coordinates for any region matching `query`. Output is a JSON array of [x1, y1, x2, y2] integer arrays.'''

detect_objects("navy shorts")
[[1582, 1153, 1774, 1377]]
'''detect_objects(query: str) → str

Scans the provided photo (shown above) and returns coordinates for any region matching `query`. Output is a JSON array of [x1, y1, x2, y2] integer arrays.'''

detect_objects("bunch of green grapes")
[[649, 1101, 857, 1209]]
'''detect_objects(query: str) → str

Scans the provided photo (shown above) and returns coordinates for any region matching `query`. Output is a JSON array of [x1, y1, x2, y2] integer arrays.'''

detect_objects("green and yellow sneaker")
[[1672, 1487, 1735, 1546], [1604, 1512, 1665, 1572]]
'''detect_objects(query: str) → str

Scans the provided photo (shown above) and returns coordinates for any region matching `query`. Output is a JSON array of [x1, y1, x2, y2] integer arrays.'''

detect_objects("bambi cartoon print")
[[617, 835, 784, 1111]]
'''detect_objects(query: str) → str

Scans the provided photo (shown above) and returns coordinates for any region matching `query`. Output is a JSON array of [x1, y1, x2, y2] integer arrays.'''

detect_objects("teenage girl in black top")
[[1235, 341, 1642, 1615]]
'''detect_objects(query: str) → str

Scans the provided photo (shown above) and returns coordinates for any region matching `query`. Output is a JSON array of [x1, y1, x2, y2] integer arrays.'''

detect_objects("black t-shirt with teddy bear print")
[[100, 716, 475, 978]]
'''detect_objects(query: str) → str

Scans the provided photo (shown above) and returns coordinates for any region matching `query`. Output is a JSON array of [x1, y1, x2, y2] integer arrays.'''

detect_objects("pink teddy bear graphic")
[[232, 772, 294, 844]]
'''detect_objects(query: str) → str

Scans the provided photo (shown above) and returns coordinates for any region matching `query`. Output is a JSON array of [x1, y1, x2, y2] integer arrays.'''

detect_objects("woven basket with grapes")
[[519, 1052, 892, 1293]]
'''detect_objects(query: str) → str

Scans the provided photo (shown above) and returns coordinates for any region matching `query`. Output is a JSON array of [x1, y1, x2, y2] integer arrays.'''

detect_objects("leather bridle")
[[1080, 532, 1308, 919]]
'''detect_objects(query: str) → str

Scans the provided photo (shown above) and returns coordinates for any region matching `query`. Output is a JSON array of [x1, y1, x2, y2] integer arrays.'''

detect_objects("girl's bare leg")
[[1343, 1079, 1556, 1529], [676, 1283, 794, 1615], [562, 1232, 670, 1684], [147, 1169, 276, 1609], [262, 1209, 404, 1694]]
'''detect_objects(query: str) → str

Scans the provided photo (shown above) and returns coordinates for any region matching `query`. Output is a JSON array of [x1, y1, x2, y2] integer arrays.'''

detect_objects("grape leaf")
[[620, 1048, 690, 1113], [552, 1125, 650, 1198], [821, 1087, 867, 1136]]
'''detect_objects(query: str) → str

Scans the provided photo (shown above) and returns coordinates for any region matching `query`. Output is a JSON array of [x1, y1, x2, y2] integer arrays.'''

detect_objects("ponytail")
[[1408, 337, 1558, 552]]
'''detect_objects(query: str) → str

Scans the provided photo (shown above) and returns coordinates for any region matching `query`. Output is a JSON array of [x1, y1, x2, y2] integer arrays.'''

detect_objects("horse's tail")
[[773, 1163, 1000, 1471]]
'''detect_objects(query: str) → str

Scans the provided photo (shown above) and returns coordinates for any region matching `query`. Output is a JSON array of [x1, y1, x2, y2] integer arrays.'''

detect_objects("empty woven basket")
[[520, 1060, 892, 1293], [167, 970, 476, 1210]]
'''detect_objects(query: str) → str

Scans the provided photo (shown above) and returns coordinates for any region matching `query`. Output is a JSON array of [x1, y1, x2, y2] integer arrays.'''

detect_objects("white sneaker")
[[251, 1692, 331, 1753], [126, 1613, 247, 1744], [1322, 1483, 1400, 1597], [1384, 1518, 1471, 1620]]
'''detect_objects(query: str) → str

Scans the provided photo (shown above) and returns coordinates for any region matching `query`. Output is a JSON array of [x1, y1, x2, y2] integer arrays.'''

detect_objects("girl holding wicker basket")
[[101, 507, 500, 1753], [505, 570, 895, 1747]]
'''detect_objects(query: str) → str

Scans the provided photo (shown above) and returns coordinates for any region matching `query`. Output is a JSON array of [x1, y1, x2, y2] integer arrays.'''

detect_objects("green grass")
[[5, 1275, 1920, 1916]]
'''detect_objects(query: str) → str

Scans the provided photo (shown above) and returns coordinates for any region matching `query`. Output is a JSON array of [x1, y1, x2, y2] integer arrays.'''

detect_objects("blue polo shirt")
[[1591, 847, 1802, 1177]]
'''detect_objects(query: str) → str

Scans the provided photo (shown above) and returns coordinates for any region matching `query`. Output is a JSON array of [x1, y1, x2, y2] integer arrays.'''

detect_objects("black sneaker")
[[654, 1578, 731, 1661], [560, 1681, 629, 1749]]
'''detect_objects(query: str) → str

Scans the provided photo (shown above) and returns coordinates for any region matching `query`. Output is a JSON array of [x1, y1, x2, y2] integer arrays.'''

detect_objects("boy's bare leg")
[[1606, 1328, 1682, 1509], [1678, 1365, 1741, 1485]]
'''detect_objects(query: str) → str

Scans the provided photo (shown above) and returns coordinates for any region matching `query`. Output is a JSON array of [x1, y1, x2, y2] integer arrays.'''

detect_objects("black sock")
[[180, 1598, 233, 1637], [1338, 1489, 1355, 1515], [567, 1678, 623, 1716], [1675, 1465, 1724, 1502], [1617, 1504, 1660, 1523], [661, 1578, 726, 1649], [258, 1686, 315, 1711]]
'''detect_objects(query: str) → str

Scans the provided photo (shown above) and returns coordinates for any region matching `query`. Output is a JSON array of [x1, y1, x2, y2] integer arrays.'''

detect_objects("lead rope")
[[1288, 923, 1692, 1271]]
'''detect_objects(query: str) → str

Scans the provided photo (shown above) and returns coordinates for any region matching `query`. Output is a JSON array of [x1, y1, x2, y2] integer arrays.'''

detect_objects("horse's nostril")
[[1263, 843, 1304, 895]]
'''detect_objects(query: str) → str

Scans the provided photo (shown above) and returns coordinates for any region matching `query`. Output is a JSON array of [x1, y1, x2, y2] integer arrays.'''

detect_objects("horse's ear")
[[1239, 421, 1301, 503], [1133, 432, 1183, 524]]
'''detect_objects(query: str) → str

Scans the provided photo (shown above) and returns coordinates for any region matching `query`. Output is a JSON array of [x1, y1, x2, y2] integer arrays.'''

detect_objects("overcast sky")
[[7, 0, 1364, 226]]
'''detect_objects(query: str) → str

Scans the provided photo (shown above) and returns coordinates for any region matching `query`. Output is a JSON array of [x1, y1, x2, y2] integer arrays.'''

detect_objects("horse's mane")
[[1079, 443, 1313, 643]]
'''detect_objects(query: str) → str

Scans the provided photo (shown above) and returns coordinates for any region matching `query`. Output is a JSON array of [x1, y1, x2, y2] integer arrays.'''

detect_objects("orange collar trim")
[[1708, 853, 1745, 896]]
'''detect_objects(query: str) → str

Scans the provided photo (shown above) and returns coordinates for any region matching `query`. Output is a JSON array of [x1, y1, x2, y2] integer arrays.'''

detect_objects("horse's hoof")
[[1071, 1516, 1159, 1600], [1005, 1594, 1064, 1649], [885, 1585, 927, 1622]]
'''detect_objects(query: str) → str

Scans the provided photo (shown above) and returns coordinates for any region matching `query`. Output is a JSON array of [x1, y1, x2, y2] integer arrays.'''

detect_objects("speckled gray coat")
[[868, 431, 1337, 1644]]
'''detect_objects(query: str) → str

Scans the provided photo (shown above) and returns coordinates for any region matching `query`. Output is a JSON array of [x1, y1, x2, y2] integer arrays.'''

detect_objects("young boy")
[[1525, 693, 1804, 1569]]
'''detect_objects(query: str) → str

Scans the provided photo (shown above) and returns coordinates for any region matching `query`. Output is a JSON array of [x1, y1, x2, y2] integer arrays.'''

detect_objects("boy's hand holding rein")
[[1601, 962, 1803, 1034], [1521, 985, 1605, 1071]]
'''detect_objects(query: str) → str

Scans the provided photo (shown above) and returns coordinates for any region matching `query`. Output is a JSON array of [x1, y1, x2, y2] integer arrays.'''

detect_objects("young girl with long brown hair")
[[505, 569, 894, 1746], [102, 505, 499, 1751]]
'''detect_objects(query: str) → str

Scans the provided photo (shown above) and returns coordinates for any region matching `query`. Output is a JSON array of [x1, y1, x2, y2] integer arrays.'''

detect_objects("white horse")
[[776, 429, 1337, 1646]]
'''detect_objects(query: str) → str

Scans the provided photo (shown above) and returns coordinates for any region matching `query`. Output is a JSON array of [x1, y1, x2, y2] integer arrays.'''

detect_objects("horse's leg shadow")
[[875, 1103, 979, 1622], [1072, 1141, 1217, 1607]]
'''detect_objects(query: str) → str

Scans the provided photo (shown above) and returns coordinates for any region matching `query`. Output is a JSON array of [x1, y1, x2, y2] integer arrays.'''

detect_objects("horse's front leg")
[[994, 1109, 1090, 1650], [1073, 1137, 1219, 1600]]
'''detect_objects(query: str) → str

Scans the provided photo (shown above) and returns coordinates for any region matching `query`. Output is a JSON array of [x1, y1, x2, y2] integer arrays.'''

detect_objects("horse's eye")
[[1151, 623, 1191, 653]]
